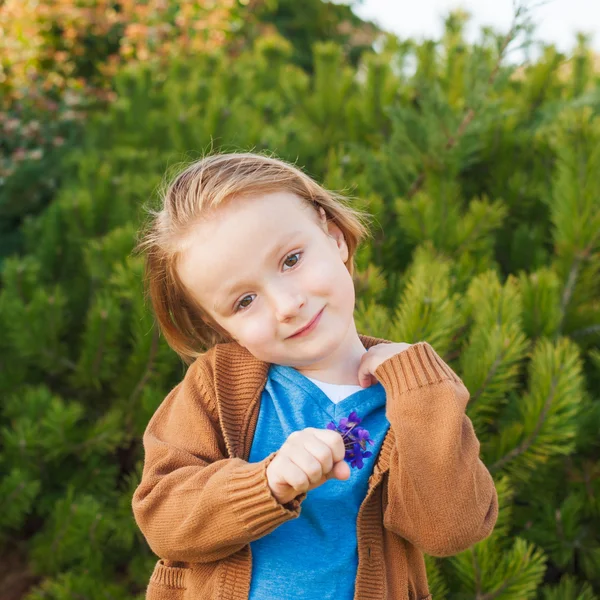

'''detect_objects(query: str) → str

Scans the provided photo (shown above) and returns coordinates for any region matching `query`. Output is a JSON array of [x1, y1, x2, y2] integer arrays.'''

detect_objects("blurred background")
[[343, 0, 600, 61], [1, 1, 599, 599]]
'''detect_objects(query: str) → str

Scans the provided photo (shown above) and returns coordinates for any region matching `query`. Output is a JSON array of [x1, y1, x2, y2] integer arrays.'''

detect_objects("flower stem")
[[341, 422, 358, 440]]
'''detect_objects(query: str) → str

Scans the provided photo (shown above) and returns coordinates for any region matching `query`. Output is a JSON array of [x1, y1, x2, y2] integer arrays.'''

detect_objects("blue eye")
[[233, 251, 303, 313]]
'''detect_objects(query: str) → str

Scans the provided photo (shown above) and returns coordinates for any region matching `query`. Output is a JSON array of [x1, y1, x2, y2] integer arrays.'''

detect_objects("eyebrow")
[[212, 232, 303, 313]]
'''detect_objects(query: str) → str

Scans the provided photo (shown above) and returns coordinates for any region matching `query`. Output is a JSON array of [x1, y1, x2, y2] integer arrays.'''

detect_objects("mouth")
[[287, 307, 325, 339]]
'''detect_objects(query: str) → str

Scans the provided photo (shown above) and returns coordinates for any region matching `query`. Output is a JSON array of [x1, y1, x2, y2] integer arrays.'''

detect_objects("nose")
[[270, 286, 306, 322]]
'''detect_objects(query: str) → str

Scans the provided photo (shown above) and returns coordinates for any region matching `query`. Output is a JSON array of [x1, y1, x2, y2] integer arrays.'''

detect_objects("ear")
[[318, 206, 328, 228], [319, 207, 348, 263]]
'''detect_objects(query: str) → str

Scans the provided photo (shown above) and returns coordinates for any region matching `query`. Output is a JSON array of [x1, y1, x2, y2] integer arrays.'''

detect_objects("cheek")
[[236, 317, 273, 346], [307, 254, 354, 297], [339, 269, 356, 310]]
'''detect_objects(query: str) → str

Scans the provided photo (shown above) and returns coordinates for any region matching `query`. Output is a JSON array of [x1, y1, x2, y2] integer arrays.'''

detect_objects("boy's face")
[[176, 191, 361, 371]]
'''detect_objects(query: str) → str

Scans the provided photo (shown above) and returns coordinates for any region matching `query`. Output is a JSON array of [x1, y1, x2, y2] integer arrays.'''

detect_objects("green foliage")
[[460, 271, 530, 433], [1, 2, 599, 598], [253, 0, 380, 72], [0, 106, 80, 260], [391, 245, 464, 357]]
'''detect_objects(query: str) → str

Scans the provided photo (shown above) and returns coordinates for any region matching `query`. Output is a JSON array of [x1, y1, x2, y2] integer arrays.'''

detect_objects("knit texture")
[[132, 336, 499, 600]]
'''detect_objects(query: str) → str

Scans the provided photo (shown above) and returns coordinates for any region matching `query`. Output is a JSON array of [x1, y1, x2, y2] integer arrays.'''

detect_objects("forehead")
[[179, 191, 318, 249], [223, 190, 310, 221]]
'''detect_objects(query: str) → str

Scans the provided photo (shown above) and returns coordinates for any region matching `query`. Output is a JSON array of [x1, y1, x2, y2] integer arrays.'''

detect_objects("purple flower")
[[326, 411, 374, 469]]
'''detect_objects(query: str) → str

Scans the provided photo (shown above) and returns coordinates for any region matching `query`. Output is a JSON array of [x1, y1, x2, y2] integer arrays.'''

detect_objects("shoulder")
[[185, 341, 270, 409], [358, 333, 393, 349], [149, 343, 244, 424], [188, 340, 263, 383]]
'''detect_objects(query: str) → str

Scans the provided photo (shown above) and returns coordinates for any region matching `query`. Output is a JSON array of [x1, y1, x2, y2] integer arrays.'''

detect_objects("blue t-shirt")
[[248, 363, 389, 600]]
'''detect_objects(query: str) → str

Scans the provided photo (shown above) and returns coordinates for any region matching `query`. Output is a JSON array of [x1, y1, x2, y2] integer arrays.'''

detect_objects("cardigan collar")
[[210, 333, 395, 479]]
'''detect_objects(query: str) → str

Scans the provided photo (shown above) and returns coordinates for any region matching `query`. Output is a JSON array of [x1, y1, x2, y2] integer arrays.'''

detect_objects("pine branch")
[[556, 254, 583, 338], [0, 481, 26, 514], [69, 431, 114, 454], [121, 323, 162, 439], [477, 565, 526, 600], [127, 323, 160, 407], [40, 348, 77, 371], [450, 210, 486, 257], [565, 455, 600, 501], [91, 311, 109, 380], [406, 172, 426, 200], [490, 374, 558, 473], [571, 324, 600, 338], [50, 503, 76, 558], [472, 549, 483, 596], [444, 322, 472, 363], [407, 3, 526, 200], [556, 241, 597, 338], [470, 350, 506, 406]]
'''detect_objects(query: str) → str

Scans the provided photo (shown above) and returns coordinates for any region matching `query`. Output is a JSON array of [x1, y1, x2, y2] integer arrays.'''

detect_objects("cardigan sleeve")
[[374, 342, 498, 557], [131, 359, 304, 563]]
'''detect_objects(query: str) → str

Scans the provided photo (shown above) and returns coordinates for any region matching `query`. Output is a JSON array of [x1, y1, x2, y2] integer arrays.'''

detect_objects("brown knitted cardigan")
[[132, 335, 498, 600]]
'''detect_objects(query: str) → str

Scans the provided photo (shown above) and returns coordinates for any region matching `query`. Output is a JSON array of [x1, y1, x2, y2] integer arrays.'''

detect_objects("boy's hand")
[[266, 428, 350, 505], [358, 342, 413, 387]]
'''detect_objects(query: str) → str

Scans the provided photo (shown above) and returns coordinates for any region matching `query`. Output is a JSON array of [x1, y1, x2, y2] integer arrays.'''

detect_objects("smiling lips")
[[288, 307, 324, 338]]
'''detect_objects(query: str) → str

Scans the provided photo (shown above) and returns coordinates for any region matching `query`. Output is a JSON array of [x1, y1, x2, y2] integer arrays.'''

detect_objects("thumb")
[[357, 365, 376, 388], [328, 459, 351, 481]]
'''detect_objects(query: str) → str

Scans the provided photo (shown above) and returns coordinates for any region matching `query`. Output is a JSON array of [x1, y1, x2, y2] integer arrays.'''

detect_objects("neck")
[[294, 322, 368, 386]]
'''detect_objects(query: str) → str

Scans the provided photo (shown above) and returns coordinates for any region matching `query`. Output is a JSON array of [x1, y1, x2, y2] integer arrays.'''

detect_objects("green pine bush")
[[1, 5, 599, 599]]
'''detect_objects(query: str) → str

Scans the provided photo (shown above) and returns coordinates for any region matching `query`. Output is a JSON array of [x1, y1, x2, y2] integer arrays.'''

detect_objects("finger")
[[278, 456, 311, 492], [358, 370, 373, 387], [357, 352, 373, 386], [307, 473, 328, 492], [302, 435, 335, 475], [313, 429, 345, 463], [328, 460, 351, 481], [287, 449, 325, 485]]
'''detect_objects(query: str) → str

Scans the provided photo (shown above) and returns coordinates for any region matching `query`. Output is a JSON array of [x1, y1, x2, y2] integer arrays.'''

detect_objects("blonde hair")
[[135, 151, 373, 364]]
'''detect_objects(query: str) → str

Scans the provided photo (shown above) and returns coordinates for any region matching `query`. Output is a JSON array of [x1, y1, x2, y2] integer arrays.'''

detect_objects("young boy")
[[132, 152, 498, 600]]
